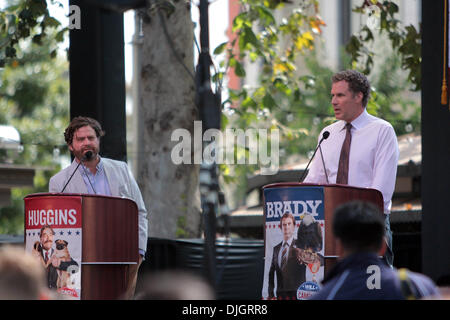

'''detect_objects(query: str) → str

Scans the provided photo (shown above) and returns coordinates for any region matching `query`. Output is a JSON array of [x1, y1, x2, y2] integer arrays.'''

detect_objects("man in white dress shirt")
[[303, 70, 399, 266]]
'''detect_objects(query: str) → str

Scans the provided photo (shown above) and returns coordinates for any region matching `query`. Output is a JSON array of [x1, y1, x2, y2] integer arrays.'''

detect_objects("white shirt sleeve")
[[370, 124, 399, 214]]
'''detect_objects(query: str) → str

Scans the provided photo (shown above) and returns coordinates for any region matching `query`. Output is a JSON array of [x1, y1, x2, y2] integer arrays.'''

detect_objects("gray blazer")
[[49, 158, 148, 252]]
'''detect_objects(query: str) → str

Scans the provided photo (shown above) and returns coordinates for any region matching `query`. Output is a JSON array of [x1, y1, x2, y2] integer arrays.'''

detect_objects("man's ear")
[[336, 238, 345, 257], [356, 92, 363, 104], [68, 144, 73, 152], [378, 238, 387, 256]]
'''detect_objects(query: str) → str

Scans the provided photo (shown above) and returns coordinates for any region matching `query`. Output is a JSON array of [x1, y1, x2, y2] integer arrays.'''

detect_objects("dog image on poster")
[[30, 225, 81, 298], [53, 239, 78, 289]]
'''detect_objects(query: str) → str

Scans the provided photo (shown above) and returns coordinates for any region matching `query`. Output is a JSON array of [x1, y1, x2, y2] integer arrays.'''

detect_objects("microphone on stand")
[[60, 151, 94, 193], [83, 150, 94, 161], [299, 131, 330, 182], [318, 144, 329, 184]]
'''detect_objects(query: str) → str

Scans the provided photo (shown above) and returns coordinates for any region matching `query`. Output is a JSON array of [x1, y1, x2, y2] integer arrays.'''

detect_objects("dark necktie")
[[44, 251, 49, 263], [336, 123, 352, 184], [280, 243, 288, 270]]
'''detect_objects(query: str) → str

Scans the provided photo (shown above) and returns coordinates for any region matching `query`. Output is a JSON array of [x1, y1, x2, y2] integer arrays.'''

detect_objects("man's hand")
[[123, 254, 144, 299], [51, 256, 61, 268]]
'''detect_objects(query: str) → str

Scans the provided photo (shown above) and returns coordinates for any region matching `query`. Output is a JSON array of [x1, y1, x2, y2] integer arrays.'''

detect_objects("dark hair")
[[332, 201, 385, 253], [64, 116, 105, 145], [40, 225, 55, 237], [332, 70, 371, 107]]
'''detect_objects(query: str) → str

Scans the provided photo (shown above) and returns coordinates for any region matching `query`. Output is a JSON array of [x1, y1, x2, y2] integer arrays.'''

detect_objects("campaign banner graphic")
[[25, 196, 82, 299], [262, 187, 325, 300]]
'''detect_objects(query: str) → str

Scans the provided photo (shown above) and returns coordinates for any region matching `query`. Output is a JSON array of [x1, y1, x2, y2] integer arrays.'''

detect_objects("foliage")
[[0, 26, 69, 234], [0, 190, 28, 234], [215, 0, 324, 123], [368, 52, 421, 136], [213, 0, 421, 207], [346, 0, 421, 91], [0, 0, 66, 67], [214, 0, 325, 170]]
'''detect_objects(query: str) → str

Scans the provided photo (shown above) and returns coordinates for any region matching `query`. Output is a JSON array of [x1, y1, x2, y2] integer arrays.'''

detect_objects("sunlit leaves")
[[345, 1, 421, 91], [221, 0, 322, 117], [212, 0, 328, 181], [294, 31, 314, 51]]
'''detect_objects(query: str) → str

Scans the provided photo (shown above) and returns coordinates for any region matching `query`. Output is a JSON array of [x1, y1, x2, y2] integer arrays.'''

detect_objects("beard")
[[72, 147, 99, 162]]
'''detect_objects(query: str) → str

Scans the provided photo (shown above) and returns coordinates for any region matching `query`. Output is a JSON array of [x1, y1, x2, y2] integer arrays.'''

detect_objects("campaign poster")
[[25, 196, 82, 299], [262, 187, 325, 300]]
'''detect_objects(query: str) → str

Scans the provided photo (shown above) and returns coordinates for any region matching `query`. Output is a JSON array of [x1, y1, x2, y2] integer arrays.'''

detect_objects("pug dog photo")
[[53, 239, 75, 289]]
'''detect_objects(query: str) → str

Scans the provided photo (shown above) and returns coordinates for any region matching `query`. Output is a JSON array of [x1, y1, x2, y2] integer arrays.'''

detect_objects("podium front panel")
[[323, 185, 383, 256], [24, 193, 139, 300], [81, 196, 138, 263], [260, 183, 383, 300], [261, 185, 325, 300]]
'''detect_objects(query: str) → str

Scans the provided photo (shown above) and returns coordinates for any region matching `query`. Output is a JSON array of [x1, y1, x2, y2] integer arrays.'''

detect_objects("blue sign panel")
[[263, 187, 324, 222]]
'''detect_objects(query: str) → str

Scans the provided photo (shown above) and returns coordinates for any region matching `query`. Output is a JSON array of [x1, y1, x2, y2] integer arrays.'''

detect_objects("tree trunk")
[[138, 2, 201, 239]]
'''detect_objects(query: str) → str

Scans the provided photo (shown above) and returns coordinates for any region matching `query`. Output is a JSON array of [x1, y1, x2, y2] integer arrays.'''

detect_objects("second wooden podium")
[[261, 182, 383, 299]]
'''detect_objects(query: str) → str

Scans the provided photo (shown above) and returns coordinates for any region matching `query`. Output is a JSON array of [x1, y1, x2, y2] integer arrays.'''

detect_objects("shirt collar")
[[283, 237, 293, 247], [340, 109, 370, 131], [96, 157, 104, 172], [79, 156, 104, 175]]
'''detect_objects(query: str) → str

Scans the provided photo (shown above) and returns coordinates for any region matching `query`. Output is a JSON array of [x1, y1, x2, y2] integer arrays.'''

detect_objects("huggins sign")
[[25, 196, 82, 299]]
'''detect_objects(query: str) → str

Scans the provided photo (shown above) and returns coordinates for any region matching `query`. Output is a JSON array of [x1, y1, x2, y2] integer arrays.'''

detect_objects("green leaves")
[[347, 1, 421, 91], [0, 0, 65, 66], [211, 0, 420, 187], [213, 41, 228, 55], [211, 0, 327, 178], [255, 5, 276, 25], [232, 12, 252, 32], [229, 56, 246, 77], [398, 25, 421, 91], [239, 25, 259, 51], [262, 92, 277, 109], [219, 0, 323, 113]]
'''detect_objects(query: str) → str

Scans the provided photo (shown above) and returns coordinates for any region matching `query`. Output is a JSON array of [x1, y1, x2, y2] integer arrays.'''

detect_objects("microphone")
[[60, 151, 95, 193], [318, 144, 329, 184], [83, 150, 93, 161], [299, 131, 330, 182]]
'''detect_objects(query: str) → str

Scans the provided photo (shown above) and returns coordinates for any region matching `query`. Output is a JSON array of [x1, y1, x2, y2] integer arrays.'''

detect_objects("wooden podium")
[[24, 193, 139, 300], [262, 183, 383, 274]]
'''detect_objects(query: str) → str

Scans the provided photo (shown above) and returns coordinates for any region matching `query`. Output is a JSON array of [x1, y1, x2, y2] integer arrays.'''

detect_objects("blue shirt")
[[78, 157, 112, 196], [309, 252, 439, 300]]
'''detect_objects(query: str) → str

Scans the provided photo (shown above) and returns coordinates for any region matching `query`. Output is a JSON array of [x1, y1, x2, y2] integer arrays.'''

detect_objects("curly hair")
[[64, 116, 105, 145], [332, 70, 371, 107]]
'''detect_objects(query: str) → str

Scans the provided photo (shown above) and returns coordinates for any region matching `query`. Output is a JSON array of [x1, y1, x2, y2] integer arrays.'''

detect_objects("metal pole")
[[196, 0, 222, 290]]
